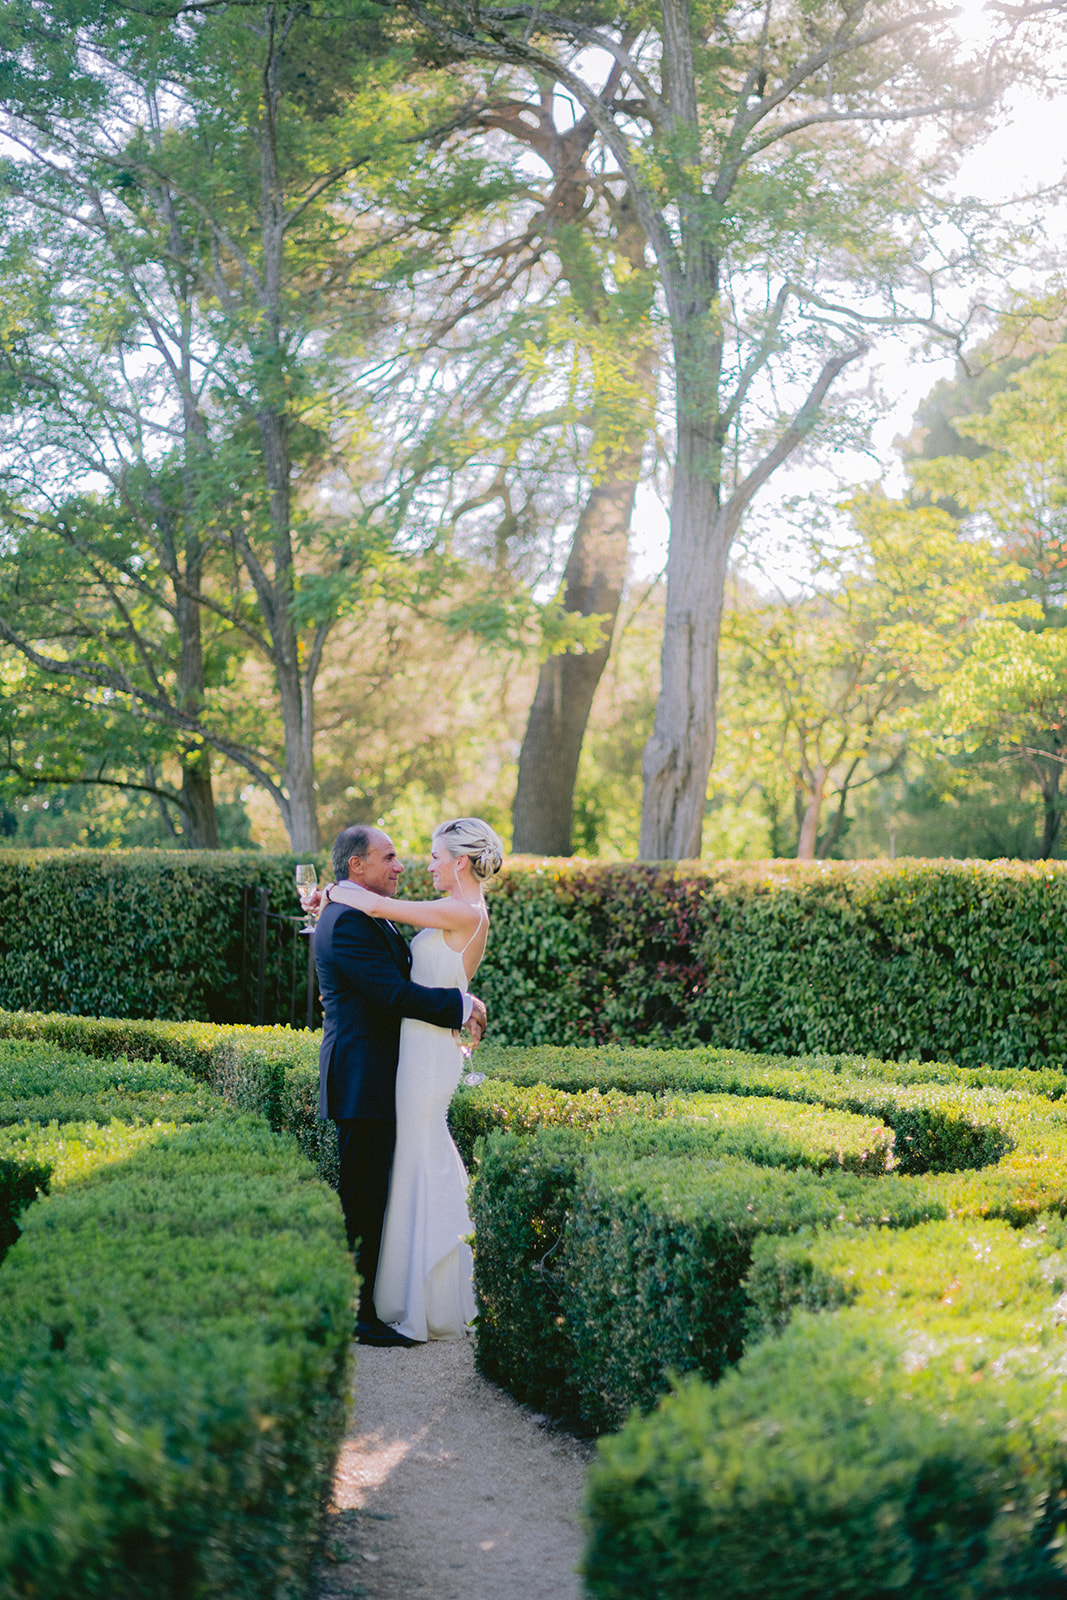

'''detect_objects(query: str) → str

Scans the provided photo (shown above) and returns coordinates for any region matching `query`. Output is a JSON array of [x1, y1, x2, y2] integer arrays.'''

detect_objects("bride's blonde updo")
[[433, 817, 505, 882]]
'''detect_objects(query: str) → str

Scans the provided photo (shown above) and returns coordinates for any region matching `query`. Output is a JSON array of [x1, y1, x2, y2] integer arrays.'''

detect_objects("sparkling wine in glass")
[[457, 1024, 485, 1087], [295, 864, 318, 932]]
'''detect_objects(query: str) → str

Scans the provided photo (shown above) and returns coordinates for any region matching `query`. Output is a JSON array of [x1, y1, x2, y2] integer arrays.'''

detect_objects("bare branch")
[[0, 761, 191, 814], [719, 282, 792, 433], [1018, 744, 1067, 766], [400, 0, 681, 284], [725, 342, 868, 540]]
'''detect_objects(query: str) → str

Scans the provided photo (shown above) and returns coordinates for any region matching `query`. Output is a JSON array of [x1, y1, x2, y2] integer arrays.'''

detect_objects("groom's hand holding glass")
[[467, 996, 487, 1042], [297, 874, 325, 920]]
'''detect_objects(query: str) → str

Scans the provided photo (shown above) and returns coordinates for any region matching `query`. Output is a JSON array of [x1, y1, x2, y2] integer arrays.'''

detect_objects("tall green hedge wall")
[[3, 852, 1066, 1069], [0, 850, 305, 1021], [472, 857, 1067, 1070]]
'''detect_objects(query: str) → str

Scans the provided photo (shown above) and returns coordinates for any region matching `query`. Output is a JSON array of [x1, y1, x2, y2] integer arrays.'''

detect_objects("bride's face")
[[430, 839, 462, 893]]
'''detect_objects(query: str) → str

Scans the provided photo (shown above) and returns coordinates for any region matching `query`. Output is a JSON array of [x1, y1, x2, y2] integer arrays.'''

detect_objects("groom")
[[314, 823, 487, 1347]]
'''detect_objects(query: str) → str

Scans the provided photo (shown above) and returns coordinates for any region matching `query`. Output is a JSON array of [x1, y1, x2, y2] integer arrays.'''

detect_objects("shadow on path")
[[315, 1338, 592, 1600]]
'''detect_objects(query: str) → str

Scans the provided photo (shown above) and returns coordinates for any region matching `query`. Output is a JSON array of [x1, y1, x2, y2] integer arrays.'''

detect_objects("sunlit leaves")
[[719, 492, 1009, 856], [938, 622, 1067, 752], [916, 344, 1067, 627]]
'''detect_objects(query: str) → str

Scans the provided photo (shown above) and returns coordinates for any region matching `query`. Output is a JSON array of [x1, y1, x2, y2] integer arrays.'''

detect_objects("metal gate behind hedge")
[[238, 885, 320, 1029]]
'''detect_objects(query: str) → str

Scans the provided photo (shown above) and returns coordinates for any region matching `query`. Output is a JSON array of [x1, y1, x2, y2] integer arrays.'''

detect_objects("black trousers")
[[336, 1117, 396, 1321]]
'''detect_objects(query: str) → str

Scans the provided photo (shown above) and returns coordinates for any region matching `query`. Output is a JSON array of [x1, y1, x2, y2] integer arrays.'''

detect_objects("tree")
[[457, 93, 658, 855], [719, 492, 1008, 859], [392, 0, 1063, 857], [0, 651, 210, 844], [0, 0, 494, 849], [933, 622, 1067, 858], [917, 344, 1067, 626], [340, 71, 661, 856], [915, 342, 1067, 855]]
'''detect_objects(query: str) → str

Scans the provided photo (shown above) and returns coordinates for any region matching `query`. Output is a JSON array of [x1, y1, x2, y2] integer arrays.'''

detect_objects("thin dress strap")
[[457, 901, 487, 959]]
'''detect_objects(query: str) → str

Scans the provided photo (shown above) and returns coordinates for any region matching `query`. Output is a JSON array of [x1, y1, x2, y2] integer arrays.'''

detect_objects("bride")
[[326, 816, 503, 1342]]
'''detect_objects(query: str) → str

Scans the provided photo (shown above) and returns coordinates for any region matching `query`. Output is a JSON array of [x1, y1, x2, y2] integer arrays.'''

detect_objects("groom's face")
[[350, 830, 403, 897]]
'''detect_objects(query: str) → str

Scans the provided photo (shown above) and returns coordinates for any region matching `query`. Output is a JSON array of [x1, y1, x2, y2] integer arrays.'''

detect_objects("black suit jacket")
[[314, 900, 464, 1121]]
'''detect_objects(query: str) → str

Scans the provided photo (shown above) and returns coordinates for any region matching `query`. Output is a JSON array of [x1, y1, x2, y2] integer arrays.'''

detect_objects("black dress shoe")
[[355, 1317, 420, 1348]]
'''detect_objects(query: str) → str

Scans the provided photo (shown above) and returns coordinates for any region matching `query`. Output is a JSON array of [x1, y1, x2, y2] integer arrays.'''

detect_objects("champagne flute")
[[295, 863, 318, 933], [457, 1023, 485, 1087]]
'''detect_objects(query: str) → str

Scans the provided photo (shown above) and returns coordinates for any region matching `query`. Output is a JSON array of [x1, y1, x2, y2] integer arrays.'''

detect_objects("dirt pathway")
[[314, 1338, 594, 1600]]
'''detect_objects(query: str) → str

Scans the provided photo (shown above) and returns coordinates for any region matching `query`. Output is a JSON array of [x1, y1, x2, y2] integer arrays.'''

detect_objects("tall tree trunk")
[[634, 0, 867, 860], [636, 0, 724, 862], [639, 340, 863, 860], [180, 750, 219, 848], [639, 424, 728, 859], [251, 17, 321, 854], [512, 473, 639, 854]]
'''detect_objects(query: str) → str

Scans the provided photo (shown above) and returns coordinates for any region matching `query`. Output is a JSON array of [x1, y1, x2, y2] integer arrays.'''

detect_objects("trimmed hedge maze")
[[453, 1044, 1067, 1600], [10, 1011, 1067, 1598], [0, 1026, 352, 1599]]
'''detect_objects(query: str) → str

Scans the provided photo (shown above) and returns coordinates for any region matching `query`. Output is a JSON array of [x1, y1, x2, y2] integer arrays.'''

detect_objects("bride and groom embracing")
[[312, 817, 502, 1348]]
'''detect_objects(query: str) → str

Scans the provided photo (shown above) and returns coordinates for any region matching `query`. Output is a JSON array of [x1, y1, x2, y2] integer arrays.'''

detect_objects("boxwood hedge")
[[584, 1297, 1067, 1600], [458, 1054, 1067, 1599], [449, 1077, 897, 1174], [420, 1034, 1067, 1596], [463, 1046, 1067, 1427], [0, 1033, 354, 1599], [0, 1007, 334, 1182]]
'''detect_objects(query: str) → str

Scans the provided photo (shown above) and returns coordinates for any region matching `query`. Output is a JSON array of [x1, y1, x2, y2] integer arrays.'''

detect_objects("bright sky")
[[629, 52, 1067, 584]]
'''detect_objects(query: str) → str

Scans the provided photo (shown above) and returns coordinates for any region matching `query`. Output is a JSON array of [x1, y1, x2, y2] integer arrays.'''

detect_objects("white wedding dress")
[[374, 925, 478, 1341]]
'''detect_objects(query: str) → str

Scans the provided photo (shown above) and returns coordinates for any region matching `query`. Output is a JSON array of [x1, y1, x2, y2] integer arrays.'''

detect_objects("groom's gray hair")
[[331, 823, 380, 880]]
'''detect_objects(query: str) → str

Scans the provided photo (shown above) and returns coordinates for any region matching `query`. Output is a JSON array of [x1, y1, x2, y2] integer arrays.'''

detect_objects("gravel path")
[[314, 1338, 594, 1600]]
